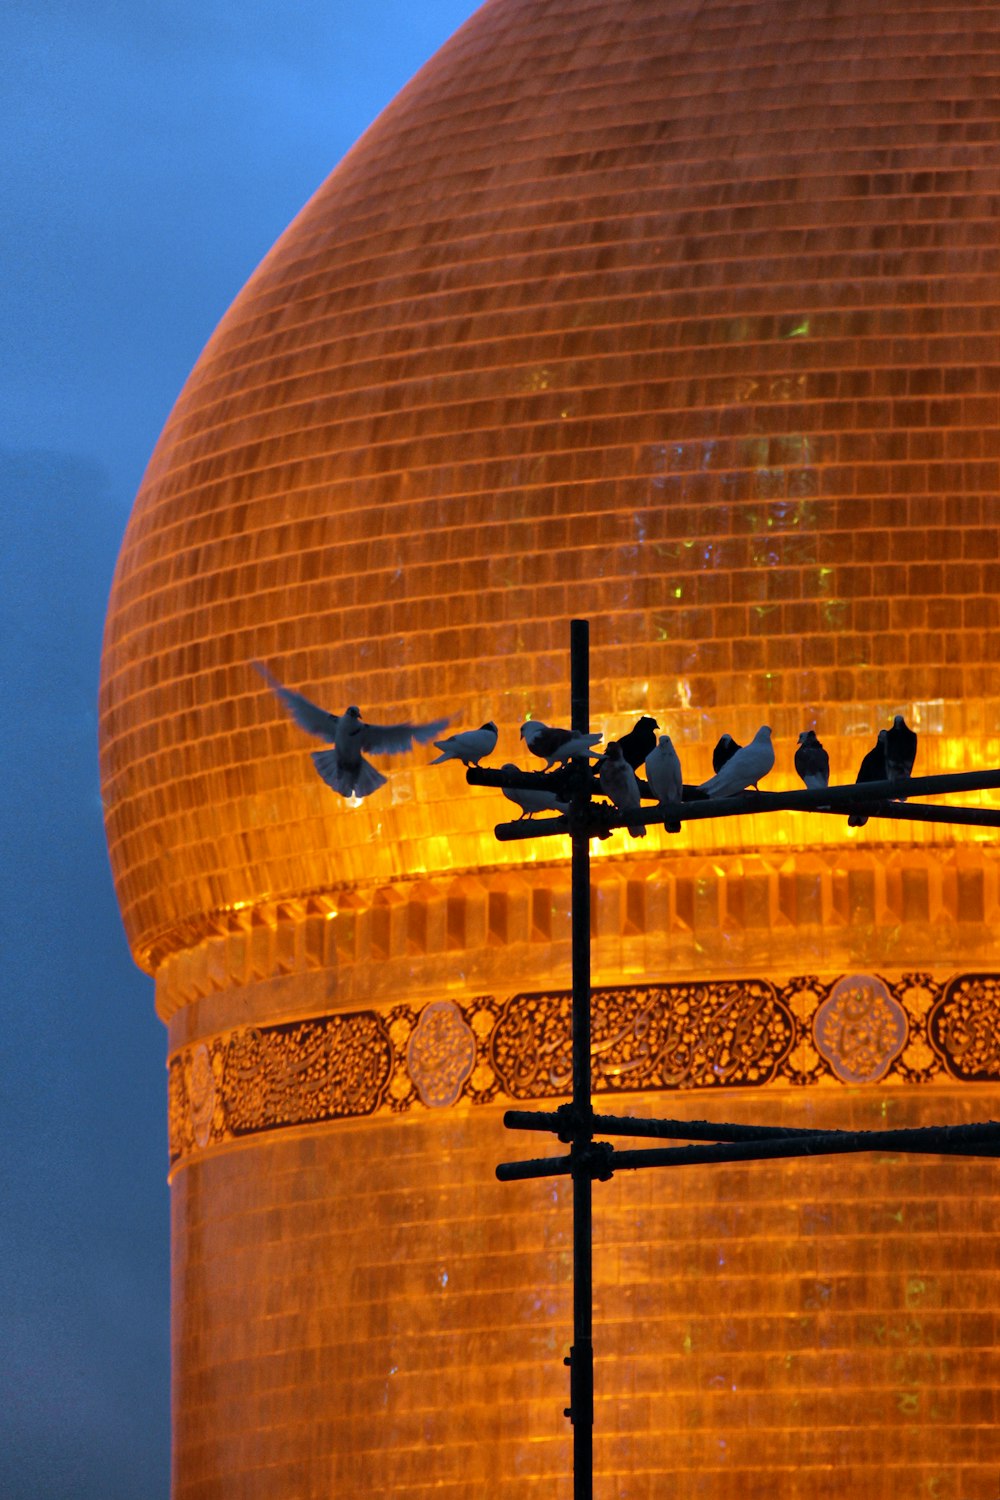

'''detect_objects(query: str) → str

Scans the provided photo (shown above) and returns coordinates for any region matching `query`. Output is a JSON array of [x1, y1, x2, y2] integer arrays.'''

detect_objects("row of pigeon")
[[255, 662, 918, 832]]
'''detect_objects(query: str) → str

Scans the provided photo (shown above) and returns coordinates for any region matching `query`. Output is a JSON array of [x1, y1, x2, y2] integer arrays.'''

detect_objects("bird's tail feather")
[[659, 803, 682, 834], [312, 749, 387, 799]]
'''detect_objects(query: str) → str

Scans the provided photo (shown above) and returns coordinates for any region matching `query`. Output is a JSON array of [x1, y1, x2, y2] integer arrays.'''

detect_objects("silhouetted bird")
[[599, 742, 646, 837], [885, 713, 917, 797], [254, 662, 448, 800], [500, 764, 569, 820], [712, 733, 741, 773], [644, 734, 683, 833], [429, 722, 498, 766], [520, 719, 602, 766], [700, 726, 774, 796], [794, 729, 830, 789], [613, 715, 660, 771], [848, 729, 887, 827]]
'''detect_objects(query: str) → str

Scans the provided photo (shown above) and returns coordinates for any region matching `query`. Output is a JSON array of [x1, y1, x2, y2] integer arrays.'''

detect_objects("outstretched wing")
[[253, 661, 339, 741], [361, 715, 451, 756]]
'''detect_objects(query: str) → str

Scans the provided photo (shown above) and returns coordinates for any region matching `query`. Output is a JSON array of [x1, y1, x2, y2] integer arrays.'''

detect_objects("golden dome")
[[105, 7, 1000, 1498], [100, 0, 1000, 973]]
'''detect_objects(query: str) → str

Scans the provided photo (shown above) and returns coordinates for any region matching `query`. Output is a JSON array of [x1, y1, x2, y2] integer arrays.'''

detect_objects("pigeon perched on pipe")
[[712, 733, 741, 774], [699, 726, 774, 796], [254, 661, 449, 800], [500, 765, 570, 820], [429, 722, 498, 767], [613, 715, 660, 771], [794, 730, 830, 789], [848, 730, 887, 827], [885, 714, 917, 796], [599, 741, 646, 837], [520, 719, 603, 767], [644, 734, 683, 833]]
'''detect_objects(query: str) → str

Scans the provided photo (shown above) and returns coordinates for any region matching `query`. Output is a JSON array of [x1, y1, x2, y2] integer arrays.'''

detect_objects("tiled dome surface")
[[100, 0, 1000, 967]]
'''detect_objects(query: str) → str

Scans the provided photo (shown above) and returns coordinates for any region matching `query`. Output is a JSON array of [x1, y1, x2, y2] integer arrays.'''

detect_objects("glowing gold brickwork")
[[171, 1087, 1000, 1500], [99, 0, 1000, 1495]]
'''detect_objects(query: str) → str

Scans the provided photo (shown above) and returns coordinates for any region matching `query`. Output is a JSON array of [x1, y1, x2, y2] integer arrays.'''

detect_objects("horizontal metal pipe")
[[497, 1120, 1000, 1180], [505, 1109, 859, 1143], [609, 1127, 1000, 1170], [491, 769, 1000, 840], [475, 764, 1000, 805], [834, 801, 1000, 828]]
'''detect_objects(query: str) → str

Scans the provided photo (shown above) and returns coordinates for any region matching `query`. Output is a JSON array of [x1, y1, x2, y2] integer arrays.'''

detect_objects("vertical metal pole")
[[568, 618, 593, 1500]]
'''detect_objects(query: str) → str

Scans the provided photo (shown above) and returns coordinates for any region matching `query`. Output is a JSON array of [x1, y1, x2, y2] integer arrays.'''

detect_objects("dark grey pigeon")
[[614, 715, 660, 771], [598, 741, 646, 838], [520, 718, 602, 766], [885, 713, 917, 797], [500, 764, 569, 820], [794, 729, 830, 789], [848, 729, 887, 828], [712, 733, 741, 774]]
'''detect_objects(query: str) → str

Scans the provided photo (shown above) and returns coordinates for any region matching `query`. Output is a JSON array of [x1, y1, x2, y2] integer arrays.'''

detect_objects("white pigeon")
[[599, 742, 646, 837], [520, 718, 603, 767], [429, 721, 498, 767], [644, 734, 683, 833], [499, 764, 570, 820], [254, 662, 449, 800], [699, 725, 774, 797]]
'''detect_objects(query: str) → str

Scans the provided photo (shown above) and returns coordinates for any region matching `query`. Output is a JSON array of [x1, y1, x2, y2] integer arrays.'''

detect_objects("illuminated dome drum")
[[100, 0, 1000, 1495]]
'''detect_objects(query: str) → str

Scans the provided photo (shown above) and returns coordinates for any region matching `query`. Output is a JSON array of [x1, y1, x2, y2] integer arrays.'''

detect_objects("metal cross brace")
[[474, 618, 1000, 1500], [496, 1114, 1000, 1181]]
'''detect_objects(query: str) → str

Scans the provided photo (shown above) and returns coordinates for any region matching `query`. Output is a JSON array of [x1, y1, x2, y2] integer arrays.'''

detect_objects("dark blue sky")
[[2, 3, 476, 1494]]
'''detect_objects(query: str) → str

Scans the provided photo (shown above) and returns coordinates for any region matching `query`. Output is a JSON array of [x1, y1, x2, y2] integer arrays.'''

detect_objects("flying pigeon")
[[520, 718, 603, 767], [848, 729, 887, 828], [254, 661, 449, 800], [613, 715, 660, 771], [699, 726, 774, 797], [599, 741, 646, 837], [429, 722, 498, 767], [500, 764, 570, 820], [712, 733, 741, 774], [794, 729, 830, 789], [885, 713, 917, 796], [644, 734, 683, 833]]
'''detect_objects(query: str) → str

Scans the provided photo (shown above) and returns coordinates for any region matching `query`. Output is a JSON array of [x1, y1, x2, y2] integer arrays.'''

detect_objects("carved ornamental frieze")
[[490, 981, 792, 1098], [167, 972, 1000, 1166], [812, 975, 908, 1084]]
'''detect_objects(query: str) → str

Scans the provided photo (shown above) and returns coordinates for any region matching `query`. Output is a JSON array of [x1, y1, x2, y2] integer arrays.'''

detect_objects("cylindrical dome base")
[[171, 1087, 1000, 1499]]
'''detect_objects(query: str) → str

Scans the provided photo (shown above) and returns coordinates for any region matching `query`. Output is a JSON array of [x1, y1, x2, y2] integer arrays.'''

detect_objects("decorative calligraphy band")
[[168, 972, 1000, 1166]]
